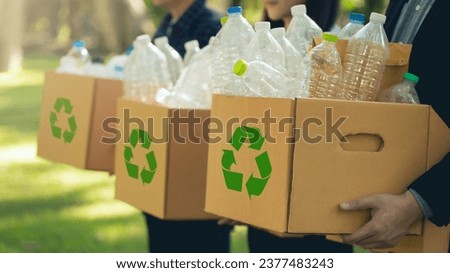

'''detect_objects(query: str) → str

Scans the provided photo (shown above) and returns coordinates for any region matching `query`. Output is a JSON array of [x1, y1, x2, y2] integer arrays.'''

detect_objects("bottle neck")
[[404, 79, 417, 87]]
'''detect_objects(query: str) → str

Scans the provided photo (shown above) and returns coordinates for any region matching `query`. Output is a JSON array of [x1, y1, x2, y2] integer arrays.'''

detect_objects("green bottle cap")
[[404, 72, 419, 84], [221, 16, 228, 26], [233, 60, 248, 76], [323, 33, 338, 43]]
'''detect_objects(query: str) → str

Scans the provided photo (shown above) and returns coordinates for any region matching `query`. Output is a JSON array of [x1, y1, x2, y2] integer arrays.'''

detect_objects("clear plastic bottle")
[[106, 45, 133, 80], [158, 43, 214, 109], [307, 33, 342, 99], [286, 5, 323, 58], [124, 34, 172, 103], [271, 27, 301, 78], [183, 40, 200, 66], [340, 12, 390, 101], [57, 40, 91, 74], [244, 22, 286, 74], [84, 56, 108, 78], [338, 13, 366, 39], [233, 59, 290, 98], [211, 6, 255, 95], [378, 72, 420, 104], [155, 36, 183, 83]]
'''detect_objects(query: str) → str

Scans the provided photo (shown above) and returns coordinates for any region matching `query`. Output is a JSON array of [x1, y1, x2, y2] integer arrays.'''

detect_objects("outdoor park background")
[[0, 0, 387, 252]]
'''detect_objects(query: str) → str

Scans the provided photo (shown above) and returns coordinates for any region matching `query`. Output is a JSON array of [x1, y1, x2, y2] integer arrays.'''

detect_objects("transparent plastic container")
[[378, 72, 420, 104], [244, 22, 286, 74], [307, 33, 342, 99], [286, 5, 323, 58], [233, 59, 290, 98], [271, 27, 301, 78], [340, 12, 390, 101], [57, 40, 91, 74], [210, 6, 255, 95], [183, 40, 201, 66], [338, 13, 365, 39], [155, 36, 183, 83]]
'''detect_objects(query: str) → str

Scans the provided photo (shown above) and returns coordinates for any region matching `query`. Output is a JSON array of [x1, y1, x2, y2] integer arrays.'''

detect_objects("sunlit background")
[[0, 0, 387, 252]]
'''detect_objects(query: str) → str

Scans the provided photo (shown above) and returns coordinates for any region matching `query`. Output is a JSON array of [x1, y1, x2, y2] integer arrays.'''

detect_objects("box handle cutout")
[[340, 134, 384, 152]]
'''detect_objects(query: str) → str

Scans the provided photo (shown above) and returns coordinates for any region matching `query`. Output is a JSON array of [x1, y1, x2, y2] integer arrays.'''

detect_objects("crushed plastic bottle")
[[57, 40, 91, 74], [378, 72, 420, 104], [286, 5, 323, 58], [339, 13, 366, 39], [244, 22, 286, 74], [340, 12, 390, 101], [106, 46, 133, 80], [210, 6, 255, 95], [155, 36, 183, 83]]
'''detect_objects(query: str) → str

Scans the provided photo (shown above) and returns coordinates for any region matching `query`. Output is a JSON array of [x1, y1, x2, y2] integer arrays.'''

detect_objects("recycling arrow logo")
[[222, 126, 272, 198], [49, 97, 77, 143], [124, 129, 157, 184]]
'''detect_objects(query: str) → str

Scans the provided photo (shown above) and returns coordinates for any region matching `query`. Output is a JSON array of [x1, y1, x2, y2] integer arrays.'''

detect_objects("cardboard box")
[[114, 98, 216, 220], [205, 94, 450, 235], [326, 221, 450, 253], [37, 72, 123, 173]]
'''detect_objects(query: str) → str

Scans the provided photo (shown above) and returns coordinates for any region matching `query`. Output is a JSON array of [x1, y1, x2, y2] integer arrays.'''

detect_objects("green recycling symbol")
[[222, 126, 272, 198], [49, 97, 77, 143], [124, 129, 157, 184]]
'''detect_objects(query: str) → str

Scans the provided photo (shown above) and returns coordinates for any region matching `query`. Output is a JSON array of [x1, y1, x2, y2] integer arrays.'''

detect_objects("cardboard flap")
[[386, 43, 412, 66], [427, 107, 450, 169]]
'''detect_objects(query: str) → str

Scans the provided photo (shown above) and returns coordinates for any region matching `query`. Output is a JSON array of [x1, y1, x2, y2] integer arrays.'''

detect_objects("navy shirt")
[[153, 0, 222, 57]]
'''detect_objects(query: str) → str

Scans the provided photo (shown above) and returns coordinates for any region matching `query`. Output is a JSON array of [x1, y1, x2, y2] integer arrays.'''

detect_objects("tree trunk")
[[0, 0, 25, 72]]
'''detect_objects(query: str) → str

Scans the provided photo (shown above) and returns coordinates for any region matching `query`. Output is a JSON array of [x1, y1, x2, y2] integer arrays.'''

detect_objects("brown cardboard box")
[[205, 94, 450, 235], [37, 71, 123, 173], [326, 222, 450, 253], [114, 98, 216, 220]]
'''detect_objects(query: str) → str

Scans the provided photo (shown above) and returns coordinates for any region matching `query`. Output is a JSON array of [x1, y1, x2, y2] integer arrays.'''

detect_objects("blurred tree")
[[0, 0, 25, 71]]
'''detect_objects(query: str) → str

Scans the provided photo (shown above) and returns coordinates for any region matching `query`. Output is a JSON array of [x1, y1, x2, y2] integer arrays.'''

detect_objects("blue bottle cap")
[[228, 6, 242, 15], [349, 13, 365, 24], [73, 40, 85, 48]]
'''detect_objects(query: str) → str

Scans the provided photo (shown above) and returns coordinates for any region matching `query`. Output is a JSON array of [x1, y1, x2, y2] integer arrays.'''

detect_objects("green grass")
[[0, 55, 249, 253]]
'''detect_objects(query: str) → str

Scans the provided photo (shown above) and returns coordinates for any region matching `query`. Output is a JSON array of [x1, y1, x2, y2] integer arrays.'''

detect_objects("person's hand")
[[217, 218, 244, 226], [339, 191, 423, 249]]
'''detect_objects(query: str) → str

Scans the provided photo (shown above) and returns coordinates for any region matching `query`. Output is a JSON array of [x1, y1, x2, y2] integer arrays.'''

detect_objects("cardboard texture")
[[205, 95, 450, 237], [37, 71, 123, 173], [326, 222, 450, 253], [114, 98, 216, 220]]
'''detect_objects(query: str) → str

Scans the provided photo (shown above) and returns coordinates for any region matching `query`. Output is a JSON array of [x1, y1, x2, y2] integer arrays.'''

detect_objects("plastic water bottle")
[[340, 12, 390, 101], [84, 56, 109, 78], [124, 34, 172, 103], [271, 27, 301, 78], [233, 59, 291, 98], [155, 36, 183, 83], [286, 5, 322, 58], [158, 43, 214, 109], [244, 22, 286, 74], [106, 46, 133, 80], [183, 40, 200, 66], [307, 33, 342, 99], [378, 72, 420, 104], [57, 40, 91, 74], [211, 6, 255, 95], [339, 13, 365, 39]]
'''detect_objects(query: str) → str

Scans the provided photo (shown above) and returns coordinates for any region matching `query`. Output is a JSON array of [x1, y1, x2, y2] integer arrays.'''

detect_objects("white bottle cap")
[[370, 12, 386, 24], [291, 5, 306, 16], [255, 21, 271, 31], [271, 27, 286, 39], [154, 36, 169, 47], [184, 40, 199, 51]]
